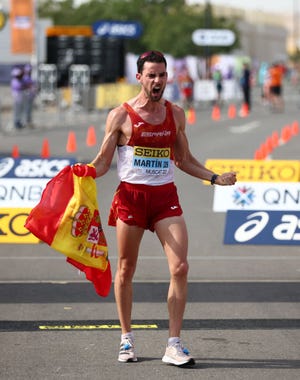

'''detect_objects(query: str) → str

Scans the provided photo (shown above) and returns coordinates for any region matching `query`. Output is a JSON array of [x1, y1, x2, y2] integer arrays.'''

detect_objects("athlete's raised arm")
[[173, 104, 236, 186], [91, 106, 128, 178]]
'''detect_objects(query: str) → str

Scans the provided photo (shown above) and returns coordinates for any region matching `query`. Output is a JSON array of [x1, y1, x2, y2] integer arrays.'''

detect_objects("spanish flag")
[[10, 0, 35, 54], [25, 164, 112, 297]]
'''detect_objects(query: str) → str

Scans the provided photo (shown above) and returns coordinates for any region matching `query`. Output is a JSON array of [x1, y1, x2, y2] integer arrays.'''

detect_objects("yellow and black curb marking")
[[0, 320, 161, 332], [1, 319, 300, 332], [39, 323, 158, 331]]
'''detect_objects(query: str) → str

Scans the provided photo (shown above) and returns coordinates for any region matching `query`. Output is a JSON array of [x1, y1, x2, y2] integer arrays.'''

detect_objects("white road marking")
[[229, 120, 261, 133]]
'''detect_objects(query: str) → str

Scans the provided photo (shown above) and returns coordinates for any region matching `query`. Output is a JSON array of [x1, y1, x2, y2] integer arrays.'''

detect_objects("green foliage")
[[38, 0, 240, 57], [290, 48, 300, 63]]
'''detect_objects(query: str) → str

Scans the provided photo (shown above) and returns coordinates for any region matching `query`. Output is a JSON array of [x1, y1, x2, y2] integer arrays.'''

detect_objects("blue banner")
[[224, 210, 300, 245], [92, 20, 142, 38], [0, 157, 76, 178]]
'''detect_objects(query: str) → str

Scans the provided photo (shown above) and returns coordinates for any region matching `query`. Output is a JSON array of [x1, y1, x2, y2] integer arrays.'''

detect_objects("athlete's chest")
[[121, 102, 176, 147], [136, 107, 166, 125]]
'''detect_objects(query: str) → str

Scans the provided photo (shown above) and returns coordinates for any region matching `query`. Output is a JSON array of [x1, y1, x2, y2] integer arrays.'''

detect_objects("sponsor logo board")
[[0, 208, 40, 243], [0, 157, 75, 178], [224, 210, 300, 245], [0, 178, 48, 208], [0, 157, 76, 243], [204, 159, 300, 183], [213, 182, 300, 212]]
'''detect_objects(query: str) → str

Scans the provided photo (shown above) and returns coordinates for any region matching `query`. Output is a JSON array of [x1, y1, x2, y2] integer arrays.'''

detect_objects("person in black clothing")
[[213, 69, 223, 106], [240, 62, 251, 111]]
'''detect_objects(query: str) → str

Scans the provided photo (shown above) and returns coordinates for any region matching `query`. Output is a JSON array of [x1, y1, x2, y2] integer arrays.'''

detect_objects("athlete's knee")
[[170, 260, 189, 278], [116, 261, 136, 285]]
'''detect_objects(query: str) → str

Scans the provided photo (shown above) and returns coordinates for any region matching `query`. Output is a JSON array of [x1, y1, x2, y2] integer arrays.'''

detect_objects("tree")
[[38, 0, 240, 58]]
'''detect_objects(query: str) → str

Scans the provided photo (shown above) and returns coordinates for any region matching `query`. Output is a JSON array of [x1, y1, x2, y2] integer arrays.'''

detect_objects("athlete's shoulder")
[[108, 104, 128, 122], [168, 101, 185, 120]]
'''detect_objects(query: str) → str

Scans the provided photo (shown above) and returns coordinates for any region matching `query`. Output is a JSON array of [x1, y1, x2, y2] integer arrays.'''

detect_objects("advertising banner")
[[0, 208, 40, 243], [213, 182, 300, 212], [92, 20, 142, 38], [10, 0, 35, 54], [224, 210, 300, 245], [0, 156, 76, 243], [0, 178, 48, 208], [0, 157, 76, 178], [95, 83, 139, 109], [204, 159, 300, 183]]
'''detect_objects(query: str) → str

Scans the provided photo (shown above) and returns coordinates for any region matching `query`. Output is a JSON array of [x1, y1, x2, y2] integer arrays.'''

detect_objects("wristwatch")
[[210, 174, 219, 185]]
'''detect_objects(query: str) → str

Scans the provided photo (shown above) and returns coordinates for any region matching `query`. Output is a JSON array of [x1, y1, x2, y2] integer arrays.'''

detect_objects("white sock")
[[168, 337, 180, 346], [121, 332, 134, 342]]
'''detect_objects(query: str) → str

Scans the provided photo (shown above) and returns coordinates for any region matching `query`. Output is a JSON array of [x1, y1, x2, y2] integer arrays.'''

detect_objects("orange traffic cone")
[[86, 125, 97, 146], [41, 138, 50, 158], [227, 104, 236, 119], [66, 131, 77, 153], [187, 107, 196, 125], [254, 148, 263, 160], [280, 125, 292, 144], [271, 131, 279, 149], [11, 144, 20, 158], [259, 142, 268, 160], [211, 105, 220, 121], [265, 136, 274, 156], [239, 103, 249, 117]]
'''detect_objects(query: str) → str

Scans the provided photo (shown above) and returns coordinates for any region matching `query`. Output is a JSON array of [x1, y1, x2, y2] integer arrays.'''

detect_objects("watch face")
[[211, 174, 218, 185]]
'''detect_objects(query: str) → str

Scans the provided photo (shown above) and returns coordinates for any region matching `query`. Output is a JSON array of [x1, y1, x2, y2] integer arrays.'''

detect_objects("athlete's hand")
[[72, 163, 96, 178], [215, 172, 237, 186]]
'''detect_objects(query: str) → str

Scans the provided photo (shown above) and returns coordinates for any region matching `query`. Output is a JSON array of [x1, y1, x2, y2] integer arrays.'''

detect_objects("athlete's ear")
[[136, 73, 141, 81]]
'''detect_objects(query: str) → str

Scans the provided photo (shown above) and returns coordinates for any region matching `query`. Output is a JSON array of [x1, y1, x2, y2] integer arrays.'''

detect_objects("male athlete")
[[89, 51, 236, 366]]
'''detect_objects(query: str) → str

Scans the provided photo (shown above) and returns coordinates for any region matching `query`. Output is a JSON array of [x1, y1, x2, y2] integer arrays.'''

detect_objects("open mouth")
[[152, 86, 161, 95]]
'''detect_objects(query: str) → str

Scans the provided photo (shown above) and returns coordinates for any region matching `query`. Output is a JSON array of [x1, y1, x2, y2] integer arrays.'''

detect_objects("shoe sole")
[[162, 355, 195, 367], [118, 358, 138, 363]]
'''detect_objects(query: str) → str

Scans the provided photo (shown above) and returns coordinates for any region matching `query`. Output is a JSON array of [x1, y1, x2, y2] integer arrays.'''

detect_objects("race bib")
[[133, 146, 170, 175]]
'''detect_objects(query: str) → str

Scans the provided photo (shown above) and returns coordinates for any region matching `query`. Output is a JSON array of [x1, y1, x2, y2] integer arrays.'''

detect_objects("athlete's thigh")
[[155, 215, 188, 266], [116, 218, 145, 263]]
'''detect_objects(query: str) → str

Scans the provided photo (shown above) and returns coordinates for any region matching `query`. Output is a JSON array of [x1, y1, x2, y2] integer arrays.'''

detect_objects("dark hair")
[[137, 50, 167, 73]]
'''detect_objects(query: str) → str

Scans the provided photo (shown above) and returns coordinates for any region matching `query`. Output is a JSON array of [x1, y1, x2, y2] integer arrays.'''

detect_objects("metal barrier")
[[38, 64, 57, 103], [69, 64, 90, 108]]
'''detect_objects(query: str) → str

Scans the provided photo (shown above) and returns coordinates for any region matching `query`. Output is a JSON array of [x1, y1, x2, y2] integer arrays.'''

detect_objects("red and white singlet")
[[117, 101, 177, 186]]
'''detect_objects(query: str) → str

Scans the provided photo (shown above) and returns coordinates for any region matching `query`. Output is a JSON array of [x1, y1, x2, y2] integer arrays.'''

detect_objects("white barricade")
[[38, 64, 57, 102]]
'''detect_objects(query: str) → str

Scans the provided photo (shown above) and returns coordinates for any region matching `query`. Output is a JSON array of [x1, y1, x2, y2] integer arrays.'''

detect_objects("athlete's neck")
[[134, 94, 165, 112]]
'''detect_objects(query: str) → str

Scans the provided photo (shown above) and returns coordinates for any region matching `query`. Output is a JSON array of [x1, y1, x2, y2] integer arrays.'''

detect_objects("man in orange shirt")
[[178, 69, 194, 110], [269, 63, 284, 112]]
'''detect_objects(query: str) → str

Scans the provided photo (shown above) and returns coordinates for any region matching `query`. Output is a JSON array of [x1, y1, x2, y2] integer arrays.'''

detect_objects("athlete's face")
[[136, 62, 168, 102]]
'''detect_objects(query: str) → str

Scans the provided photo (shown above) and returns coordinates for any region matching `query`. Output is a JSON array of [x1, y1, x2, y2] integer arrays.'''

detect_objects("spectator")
[[23, 64, 37, 128], [177, 69, 194, 110], [258, 62, 270, 105], [269, 62, 284, 112], [10, 67, 25, 129], [240, 62, 251, 111], [213, 69, 223, 105]]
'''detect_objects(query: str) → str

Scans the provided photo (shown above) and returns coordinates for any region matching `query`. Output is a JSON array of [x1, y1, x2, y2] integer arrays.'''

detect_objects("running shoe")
[[118, 337, 138, 363], [162, 342, 195, 367]]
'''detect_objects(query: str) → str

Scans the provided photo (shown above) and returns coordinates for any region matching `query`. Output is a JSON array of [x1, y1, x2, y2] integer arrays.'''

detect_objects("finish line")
[[1, 319, 300, 332], [39, 323, 158, 330]]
